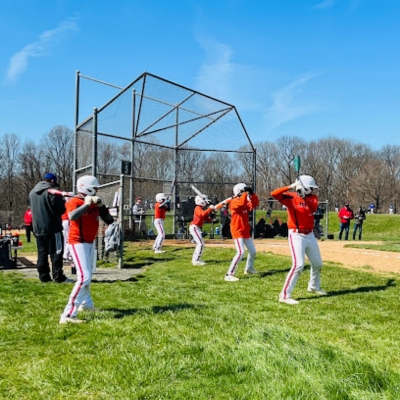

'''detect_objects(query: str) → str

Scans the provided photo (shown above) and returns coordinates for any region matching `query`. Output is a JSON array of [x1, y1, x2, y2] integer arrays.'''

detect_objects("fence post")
[[118, 175, 124, 269]]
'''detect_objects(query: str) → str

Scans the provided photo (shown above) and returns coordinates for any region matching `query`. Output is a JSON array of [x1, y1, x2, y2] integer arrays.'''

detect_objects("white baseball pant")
[[226, 238, 256, 276], [189, 224, 204, 263], [62, 219, 70, 259], [153, 218, 165, 250], [280, 230, 323, 300], [61, 242, 95, 318]]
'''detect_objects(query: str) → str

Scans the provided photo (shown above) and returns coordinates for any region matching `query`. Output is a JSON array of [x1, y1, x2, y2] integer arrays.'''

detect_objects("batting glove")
[[244, 186, 254, 195], [84, 196, 93, 205], [91, 196, 103, 206]]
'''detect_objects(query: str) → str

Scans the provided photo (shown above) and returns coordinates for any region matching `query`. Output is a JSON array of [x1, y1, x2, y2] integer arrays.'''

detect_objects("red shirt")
[[67, 197, 100, 244], [154, 202, 167, 219], [229, 192, 259, 239], [24, 210, 32, 225], [190, 206, 214, 228], [61, 211, 69, 221], [271, 186, 318, 231], [338, 207, 354, 223]]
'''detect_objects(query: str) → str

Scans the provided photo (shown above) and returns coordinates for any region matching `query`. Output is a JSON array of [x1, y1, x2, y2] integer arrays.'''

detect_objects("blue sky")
[[1, 0, 399, 149]]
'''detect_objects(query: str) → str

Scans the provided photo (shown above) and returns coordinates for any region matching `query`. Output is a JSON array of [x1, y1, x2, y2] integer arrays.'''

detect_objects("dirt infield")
[[3, 238, 399, 279], [169, 238, 400, 275]]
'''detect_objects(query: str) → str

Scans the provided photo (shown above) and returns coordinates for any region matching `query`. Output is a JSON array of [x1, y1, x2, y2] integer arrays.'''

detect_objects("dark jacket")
[[28, 181, 66, 236]]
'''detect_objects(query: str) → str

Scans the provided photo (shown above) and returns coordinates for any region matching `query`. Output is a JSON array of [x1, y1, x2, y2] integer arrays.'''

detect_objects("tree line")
[[1, 125, 399, 228]]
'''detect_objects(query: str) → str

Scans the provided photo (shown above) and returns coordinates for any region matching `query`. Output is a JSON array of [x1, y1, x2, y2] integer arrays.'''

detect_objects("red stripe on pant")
[[282, 234, 297, 299], [67, 244, 84, 317], [228, 238, 244, 275]]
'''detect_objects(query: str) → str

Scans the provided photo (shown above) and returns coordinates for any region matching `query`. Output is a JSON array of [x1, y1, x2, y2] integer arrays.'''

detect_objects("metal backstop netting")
[[74, 71, 256, 266]]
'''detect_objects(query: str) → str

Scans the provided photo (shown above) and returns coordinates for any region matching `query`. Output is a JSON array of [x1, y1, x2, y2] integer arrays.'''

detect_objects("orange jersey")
[[154, 202, 167, 219], [61, 210, 69, 221], [229, 192, 259, 239], [190, 205, 214, 228], [271, 186, 318, 231], [67, 197, 100, 244]]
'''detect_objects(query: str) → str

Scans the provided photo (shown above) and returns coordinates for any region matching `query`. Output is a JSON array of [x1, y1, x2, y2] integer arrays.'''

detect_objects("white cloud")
[[195, 35, 235, 102], [313, 0, 339, 9], [3, 16, 78, 85], [264, 72, 320, 130]]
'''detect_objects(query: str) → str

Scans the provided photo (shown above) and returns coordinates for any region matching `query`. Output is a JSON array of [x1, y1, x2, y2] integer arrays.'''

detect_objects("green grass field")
[[2, 213, 400, 399]]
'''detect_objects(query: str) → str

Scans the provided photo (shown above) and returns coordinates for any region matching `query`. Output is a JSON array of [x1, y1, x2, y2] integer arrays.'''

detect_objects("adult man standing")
[[353, 206, 366, 240], [338, 203, 354, 240], [29, 172, 71, 283], [132, 196, 148, 236], [23, 206, 33, 243]]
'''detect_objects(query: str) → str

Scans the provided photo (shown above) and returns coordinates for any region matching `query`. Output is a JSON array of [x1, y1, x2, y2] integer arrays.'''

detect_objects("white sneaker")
[[308, 288, 328, 295], [244, 268, 258, 275], [154, 249, 165, 254], [59, 315, 85, 324], [224, 275, 239, 282], [192, 260, 206, 266], [78, 305, 98, 312], [279, 297, 299, 305]]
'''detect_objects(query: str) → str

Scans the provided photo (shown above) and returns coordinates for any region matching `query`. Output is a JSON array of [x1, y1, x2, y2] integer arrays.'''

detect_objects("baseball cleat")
[[279, 298, 299, 305], [244, 268, 259, 275], [192, 260, 206, 266], [59, 315, 86, 324], [307, 288, 328, 295], [154, 250, 166, 254], [224, 275, 239, 282]]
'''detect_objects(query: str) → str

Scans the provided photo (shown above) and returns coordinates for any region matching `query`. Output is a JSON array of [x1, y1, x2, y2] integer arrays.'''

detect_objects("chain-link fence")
[[74, 71, 256, 266]]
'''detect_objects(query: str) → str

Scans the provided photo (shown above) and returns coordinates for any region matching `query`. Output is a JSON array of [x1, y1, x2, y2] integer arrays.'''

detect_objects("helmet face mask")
[[77, 175, 101, 196], [233, 183, 247, 196]]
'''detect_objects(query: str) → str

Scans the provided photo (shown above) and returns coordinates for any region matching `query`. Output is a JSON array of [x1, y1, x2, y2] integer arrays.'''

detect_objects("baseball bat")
[[294, 156, 301, 179], [48, 189, 74, 197], [190, 184, 211, 204]]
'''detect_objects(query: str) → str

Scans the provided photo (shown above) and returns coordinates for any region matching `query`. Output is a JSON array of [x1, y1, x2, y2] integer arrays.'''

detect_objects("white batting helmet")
[[77, 176, 100, 196], [233, 183, 247, 196], [156, 193, 167, 203], [195, 195, 207, 207], [297, 175, 318, 195]]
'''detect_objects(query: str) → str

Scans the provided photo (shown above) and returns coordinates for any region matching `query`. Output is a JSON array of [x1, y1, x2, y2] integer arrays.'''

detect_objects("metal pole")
[[118, 175, 124, 269], [252, 148, 257, 239], [73, 70, 80, 193], [325, 200, 329, 238], [92, 107, 98, 177], [173, 105, 179, 237], [130, 89, 136, 229]]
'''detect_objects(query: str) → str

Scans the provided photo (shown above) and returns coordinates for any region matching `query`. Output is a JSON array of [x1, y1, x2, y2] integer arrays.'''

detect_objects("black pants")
[[35, 233, 66, 282], [25, 225, 33, 243], [339, 222, 350, 240]]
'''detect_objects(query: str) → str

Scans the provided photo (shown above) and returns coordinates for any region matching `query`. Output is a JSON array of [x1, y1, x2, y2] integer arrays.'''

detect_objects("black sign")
[[121, 160, 132, 175]]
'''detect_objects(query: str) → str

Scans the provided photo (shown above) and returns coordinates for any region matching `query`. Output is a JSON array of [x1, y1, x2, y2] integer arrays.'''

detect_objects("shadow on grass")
[[107, 303, 201, 319], [301, 278, 396, 300], [92, 276, 141, 284]]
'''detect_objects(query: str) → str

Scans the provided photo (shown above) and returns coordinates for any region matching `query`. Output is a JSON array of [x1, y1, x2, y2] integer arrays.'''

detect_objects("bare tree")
[[0, 133, 21, 226], [275, 136, 307, 184], [40, 125, 74, 190]]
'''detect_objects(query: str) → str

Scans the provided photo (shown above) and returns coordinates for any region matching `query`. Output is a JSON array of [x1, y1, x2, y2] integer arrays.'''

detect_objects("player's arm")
[[68, 204, 90, 221], [99, 205, 114, 224], [304, 195, 319, 213]]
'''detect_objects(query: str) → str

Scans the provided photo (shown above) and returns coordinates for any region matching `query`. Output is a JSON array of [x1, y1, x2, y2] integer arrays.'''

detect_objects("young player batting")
[[59, 176, 114, 324], [189, 195, 216, 266], [271, 175, 327, 305], [153, 193, 170, 254], [223, 183, 259, 282]]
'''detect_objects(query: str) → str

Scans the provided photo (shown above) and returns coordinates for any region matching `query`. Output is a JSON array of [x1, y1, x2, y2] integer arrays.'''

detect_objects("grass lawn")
[[1, 240, 400, 399]]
